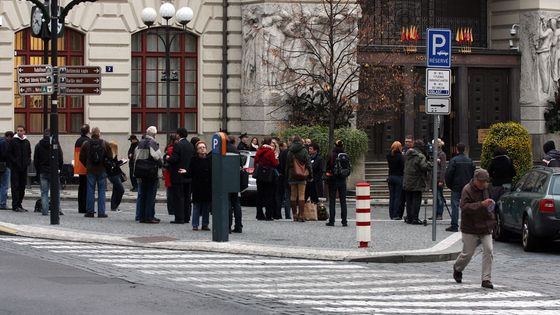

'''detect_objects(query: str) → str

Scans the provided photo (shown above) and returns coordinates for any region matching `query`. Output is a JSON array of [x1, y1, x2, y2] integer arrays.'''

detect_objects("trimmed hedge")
[[278, 126, 368, 164], [480, 122, 532, 183]]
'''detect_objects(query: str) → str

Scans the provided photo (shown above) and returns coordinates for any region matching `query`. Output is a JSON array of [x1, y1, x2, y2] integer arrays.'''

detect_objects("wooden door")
[[468, 69, 510, 159]]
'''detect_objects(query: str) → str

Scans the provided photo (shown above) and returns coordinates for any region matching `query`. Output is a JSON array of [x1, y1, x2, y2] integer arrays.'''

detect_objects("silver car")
[[239, 150, 257, 205]]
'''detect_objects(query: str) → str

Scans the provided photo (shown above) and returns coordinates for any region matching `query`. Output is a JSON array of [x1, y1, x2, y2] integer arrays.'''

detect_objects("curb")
[[0, 221, 462, 263]]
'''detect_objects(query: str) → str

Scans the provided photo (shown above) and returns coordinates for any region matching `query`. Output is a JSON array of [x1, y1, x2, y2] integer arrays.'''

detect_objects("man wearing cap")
[[453, 168, 496, 289], [237, 133, 250, 151], [127, 135, 139, 192]]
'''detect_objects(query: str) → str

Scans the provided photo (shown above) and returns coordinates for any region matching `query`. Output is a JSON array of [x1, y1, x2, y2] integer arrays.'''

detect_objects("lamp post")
[[141, 3, 193, 138]]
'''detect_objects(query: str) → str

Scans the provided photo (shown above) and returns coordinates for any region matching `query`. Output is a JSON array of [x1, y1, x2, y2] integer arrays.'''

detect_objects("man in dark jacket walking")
[[127, 135, 139, 192], [445, 143, 476, 232], [7, 125, 31, 212], [226, 135, 243, 233], [453, 168, 496, 289], [167, 127, 195, 224], [34, 129, 63, 215], [74, 124, 90, 213]]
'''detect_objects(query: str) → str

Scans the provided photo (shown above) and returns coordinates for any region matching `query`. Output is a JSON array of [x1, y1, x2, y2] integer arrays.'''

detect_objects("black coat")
[[310, 152, 323, 183], [190, 154, 212, 203], [34, 137, 63, 175], [128, 142, 138, 168], [167, 138, 195, 184], [445, 153, 476, 192], [8, 136, 31, 172], [488, 155, 516, 186], [387, 152, 404, 177], [237, 142, 250, 151]]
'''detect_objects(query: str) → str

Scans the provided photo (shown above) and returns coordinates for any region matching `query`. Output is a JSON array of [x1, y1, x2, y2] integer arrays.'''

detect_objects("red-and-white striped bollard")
[[355, 183, 371, 248]]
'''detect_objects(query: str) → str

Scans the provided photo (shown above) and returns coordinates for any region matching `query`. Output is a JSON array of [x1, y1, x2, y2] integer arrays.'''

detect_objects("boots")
[[291, 201, 298, 222], [298, 200, 306, 222]]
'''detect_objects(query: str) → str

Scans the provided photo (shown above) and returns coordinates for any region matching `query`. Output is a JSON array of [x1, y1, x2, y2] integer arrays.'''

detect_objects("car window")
[[514, 172, 530, 192], [533, 172, 549, 193], [550, 175, 560, 195], [249, 156, 255, 168], [520, 172, 537, 192]]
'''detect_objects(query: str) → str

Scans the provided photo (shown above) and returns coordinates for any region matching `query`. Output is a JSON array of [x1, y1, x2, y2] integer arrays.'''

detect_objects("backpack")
[[88, 140, 106, 165], [333, 153, 352, 178]]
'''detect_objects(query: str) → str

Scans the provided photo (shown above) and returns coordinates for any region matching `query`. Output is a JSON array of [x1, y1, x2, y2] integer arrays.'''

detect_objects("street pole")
[[165, 24, 171, 139], [43, 37, 49, 130], [49, 0, 60, 225], [432, 115, 440, 241]]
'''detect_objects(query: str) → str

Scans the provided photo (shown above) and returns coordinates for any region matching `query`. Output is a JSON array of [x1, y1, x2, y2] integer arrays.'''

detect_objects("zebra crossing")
[[2, 236, 560, 314]]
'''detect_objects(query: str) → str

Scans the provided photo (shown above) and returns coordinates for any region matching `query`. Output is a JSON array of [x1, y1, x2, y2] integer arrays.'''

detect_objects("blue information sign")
[[426, 29, 452, 68]]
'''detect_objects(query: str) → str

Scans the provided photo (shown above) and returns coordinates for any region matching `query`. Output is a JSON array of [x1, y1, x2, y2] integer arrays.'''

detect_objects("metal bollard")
[[355, 183, 371, 248]]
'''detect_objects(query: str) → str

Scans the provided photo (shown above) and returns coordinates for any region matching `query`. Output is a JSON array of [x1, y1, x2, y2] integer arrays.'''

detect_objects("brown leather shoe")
[[481, 280, 494, 289]]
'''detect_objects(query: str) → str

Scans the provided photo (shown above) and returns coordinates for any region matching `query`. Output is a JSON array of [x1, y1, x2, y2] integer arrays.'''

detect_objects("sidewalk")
[[0, 188, 462, 263]]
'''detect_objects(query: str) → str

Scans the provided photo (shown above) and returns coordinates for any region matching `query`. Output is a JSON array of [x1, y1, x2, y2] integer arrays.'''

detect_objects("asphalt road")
[[0, 246, 267, 315], [0, 235, 559, 314]]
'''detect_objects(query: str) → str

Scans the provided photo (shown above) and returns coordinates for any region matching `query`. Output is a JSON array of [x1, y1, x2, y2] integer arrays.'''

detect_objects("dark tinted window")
[[520, 172, 537, 192], [514, 172, 530, 192], [533, 173, 549, 193]]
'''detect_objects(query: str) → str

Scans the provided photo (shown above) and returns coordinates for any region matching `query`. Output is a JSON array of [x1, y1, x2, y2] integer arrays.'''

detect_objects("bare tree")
[[265, 0, 362, 152]]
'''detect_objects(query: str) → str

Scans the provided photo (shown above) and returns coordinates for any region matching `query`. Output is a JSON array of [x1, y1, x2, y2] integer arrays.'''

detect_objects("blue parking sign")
[[426, 29, 452, 68]]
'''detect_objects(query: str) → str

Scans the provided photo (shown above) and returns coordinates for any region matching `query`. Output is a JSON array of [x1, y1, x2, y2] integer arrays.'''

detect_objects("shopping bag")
[[304, 202, 317, 221]]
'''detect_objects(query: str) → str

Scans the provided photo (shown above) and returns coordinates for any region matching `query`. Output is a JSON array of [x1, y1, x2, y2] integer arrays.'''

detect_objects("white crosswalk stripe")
[[1, 236, 559, 315]]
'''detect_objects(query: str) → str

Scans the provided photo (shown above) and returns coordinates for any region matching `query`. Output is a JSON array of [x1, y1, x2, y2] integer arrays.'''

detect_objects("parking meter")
[[211, 132, 240, 242]]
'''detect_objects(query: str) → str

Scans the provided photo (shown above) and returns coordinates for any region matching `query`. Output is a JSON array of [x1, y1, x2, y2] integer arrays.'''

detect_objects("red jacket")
[[255, 145, 279, 168], [163, 145, 173, 188]]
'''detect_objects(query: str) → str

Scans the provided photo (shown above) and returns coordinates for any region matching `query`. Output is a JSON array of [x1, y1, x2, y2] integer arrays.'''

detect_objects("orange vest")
[[74, 146, 87, 175]]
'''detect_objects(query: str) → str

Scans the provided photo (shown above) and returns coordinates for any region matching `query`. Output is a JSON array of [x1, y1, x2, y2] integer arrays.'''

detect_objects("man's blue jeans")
[[451, 191, 461, 228], [86, 172, 107, 216], [0, 167, 10, 208], [136, 179, 157, 221], [192, 202, 211, 228], [40, 173, 60, 215]]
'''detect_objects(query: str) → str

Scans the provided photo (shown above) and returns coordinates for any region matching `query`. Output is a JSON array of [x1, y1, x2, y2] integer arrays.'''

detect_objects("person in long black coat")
[[7, 125, 31, 212], [305, 142, 323, 203], [166, 127, 195, 224], [189, 141, 212, 230]]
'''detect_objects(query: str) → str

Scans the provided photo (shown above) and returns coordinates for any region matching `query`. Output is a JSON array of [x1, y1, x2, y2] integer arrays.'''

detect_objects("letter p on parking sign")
[[427, 29, 452, 68]]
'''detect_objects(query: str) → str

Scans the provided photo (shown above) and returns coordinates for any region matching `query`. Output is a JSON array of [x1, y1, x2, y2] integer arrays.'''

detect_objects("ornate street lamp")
[[141, 2, 193, 137]]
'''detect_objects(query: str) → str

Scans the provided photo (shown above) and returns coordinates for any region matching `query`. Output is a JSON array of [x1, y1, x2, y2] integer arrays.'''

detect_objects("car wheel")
[[522, 216, 539, 252], [493, 211, 510, 242]]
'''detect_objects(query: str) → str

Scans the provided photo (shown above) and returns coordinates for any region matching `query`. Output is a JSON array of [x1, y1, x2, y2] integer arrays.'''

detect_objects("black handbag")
[[252, 165, 275, 183], [134, 158, 158, 180]]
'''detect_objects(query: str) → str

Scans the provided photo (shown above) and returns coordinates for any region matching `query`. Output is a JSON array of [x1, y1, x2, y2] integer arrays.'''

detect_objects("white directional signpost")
[[17, 65, 54, 95], [426, 28, 452, 241]]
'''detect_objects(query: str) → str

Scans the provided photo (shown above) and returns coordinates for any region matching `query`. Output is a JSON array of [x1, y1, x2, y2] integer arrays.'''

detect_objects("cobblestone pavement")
[[1, 236, 559, 314]]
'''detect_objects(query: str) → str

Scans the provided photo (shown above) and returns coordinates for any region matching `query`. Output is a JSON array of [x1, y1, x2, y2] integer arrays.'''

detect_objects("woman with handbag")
[[254, 136, 279, 220], [107, 141, 126, 212], [286, 136, 312, 222]]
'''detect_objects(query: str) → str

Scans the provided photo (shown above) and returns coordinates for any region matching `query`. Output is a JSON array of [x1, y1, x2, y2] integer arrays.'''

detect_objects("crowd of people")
[[0, 125, 353, 232]]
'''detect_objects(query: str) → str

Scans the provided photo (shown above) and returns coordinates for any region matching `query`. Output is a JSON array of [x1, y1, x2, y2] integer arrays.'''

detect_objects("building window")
[[14, 28, 85, 134], [131, 28, 198, 134], [360, 0, 487, 48]]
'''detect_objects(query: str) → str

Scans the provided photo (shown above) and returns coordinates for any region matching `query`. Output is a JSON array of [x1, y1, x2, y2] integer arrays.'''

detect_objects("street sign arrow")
[[425, 97, 451, 115], [59, 77, 101, 85], [60, 66, 102, 75]]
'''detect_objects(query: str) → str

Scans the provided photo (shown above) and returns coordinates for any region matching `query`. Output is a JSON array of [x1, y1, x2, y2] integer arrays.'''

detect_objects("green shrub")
[[480, 122, 532, 183], [278, 126, 368, 164]]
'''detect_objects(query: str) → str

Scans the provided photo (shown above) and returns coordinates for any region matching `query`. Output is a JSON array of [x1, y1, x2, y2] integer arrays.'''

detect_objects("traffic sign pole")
[[426, 28, 452, 242]]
